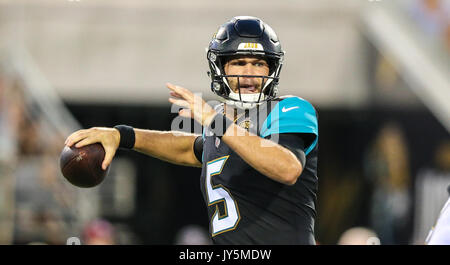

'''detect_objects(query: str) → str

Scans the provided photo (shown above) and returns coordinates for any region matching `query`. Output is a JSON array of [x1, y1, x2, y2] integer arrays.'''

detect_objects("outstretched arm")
[[133, 129, 201, 167], [65, 127, 201, 170]]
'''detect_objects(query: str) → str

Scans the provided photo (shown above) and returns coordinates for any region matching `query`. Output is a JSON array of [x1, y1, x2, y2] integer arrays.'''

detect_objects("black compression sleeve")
[[193, 136, 204, 163]]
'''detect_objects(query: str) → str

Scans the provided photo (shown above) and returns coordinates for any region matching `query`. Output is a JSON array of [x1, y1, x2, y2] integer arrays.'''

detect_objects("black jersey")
[[198, 96, 319, 244]]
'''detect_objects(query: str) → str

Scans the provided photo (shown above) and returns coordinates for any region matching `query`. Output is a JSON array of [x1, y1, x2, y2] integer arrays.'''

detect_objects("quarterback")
[[65, 16, 319, 244]]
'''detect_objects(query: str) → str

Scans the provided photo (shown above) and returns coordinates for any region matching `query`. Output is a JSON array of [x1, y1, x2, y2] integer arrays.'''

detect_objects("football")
[[60, 143, 110, 188]]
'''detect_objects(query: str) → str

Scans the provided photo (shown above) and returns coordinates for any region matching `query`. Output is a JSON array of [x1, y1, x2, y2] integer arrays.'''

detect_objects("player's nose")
[[241, 63, 257, 75]]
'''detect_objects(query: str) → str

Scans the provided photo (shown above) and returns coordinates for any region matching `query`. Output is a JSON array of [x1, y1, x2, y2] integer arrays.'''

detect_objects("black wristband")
[[113, 125, 135, 149], [208, 113, 233, 138]]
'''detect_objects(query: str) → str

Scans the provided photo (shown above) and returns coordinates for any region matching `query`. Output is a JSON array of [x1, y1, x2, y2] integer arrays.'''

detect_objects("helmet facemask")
[[208, 51, 283, 109], [207, 16, 284, 109]]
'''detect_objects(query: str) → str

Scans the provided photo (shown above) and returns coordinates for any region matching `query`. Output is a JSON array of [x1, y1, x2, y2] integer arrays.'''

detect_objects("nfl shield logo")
[[239, 119, 253, 130], [215, 137, 220, 148]]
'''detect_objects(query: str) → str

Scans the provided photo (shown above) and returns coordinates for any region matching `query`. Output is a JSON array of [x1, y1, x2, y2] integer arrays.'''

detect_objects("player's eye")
[[254, 61, 268, 67], [235, 61, 247, 66]]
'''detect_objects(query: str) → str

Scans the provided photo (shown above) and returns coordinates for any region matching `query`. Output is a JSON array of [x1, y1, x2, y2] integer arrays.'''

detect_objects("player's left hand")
[[167, 83, 217, 126]]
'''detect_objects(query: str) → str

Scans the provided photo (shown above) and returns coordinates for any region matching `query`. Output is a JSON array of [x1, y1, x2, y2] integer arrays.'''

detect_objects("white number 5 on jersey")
[[206, 156, 241, 236]]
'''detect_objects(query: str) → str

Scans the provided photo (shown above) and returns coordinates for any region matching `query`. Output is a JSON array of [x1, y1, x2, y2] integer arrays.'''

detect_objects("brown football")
[[59, 143, 110, 188]]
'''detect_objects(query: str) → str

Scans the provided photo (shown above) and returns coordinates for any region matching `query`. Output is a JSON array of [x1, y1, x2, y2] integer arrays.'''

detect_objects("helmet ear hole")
[[211, 80, 230, 97], [271, 85, 279, 97], [212, 81, 222, 93]]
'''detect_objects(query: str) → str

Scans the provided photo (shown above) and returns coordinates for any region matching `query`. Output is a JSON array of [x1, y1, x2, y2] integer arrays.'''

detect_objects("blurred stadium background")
[[0, 0, 448, 245]]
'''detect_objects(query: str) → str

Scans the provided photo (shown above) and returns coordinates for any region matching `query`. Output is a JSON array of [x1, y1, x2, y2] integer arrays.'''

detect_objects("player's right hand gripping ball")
[[60, 143, 110, 188]]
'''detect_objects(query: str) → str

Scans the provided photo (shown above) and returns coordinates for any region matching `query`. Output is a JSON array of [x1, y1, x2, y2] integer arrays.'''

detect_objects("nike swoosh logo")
[[281, 106, 299, 112]]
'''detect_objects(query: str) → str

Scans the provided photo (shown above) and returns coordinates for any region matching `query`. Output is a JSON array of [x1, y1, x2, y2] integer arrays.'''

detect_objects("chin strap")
[[222, 91, 266, 109], [224, 100, 257, 110], [228, 91, 266, 102]]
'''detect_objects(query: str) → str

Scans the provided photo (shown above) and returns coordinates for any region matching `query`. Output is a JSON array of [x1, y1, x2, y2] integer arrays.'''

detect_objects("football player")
[[65, 16, 319, 244]]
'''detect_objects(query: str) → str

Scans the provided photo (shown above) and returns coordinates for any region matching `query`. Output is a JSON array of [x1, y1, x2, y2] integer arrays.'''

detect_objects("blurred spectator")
[[82, 219, 116, 245], [409, 0, 450, 50], [0, 71, 138, 245], [0, 77, 22, 244], [374, 55, 399, 93], [413, 140, 450, 244], [445, 23, 450, 51], [13, 115, 77, 244], [338, 227, 380, 245], [0, 77, 21, 162], [0, 74, 81, 244], [174, 224, 211, 245], [113, 223, 140, 245], [14, 206, 67, 245], [17, 116, 44, 156], [434, 140, 450, 172], [364, 122, 413, 244]]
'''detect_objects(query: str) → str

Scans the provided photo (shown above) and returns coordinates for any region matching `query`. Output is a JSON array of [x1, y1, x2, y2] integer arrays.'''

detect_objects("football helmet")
[[207, 16, 284, 109]]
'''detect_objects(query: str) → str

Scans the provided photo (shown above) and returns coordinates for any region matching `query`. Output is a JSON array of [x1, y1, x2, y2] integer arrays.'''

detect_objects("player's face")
[[224, 56, 270, 94]]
